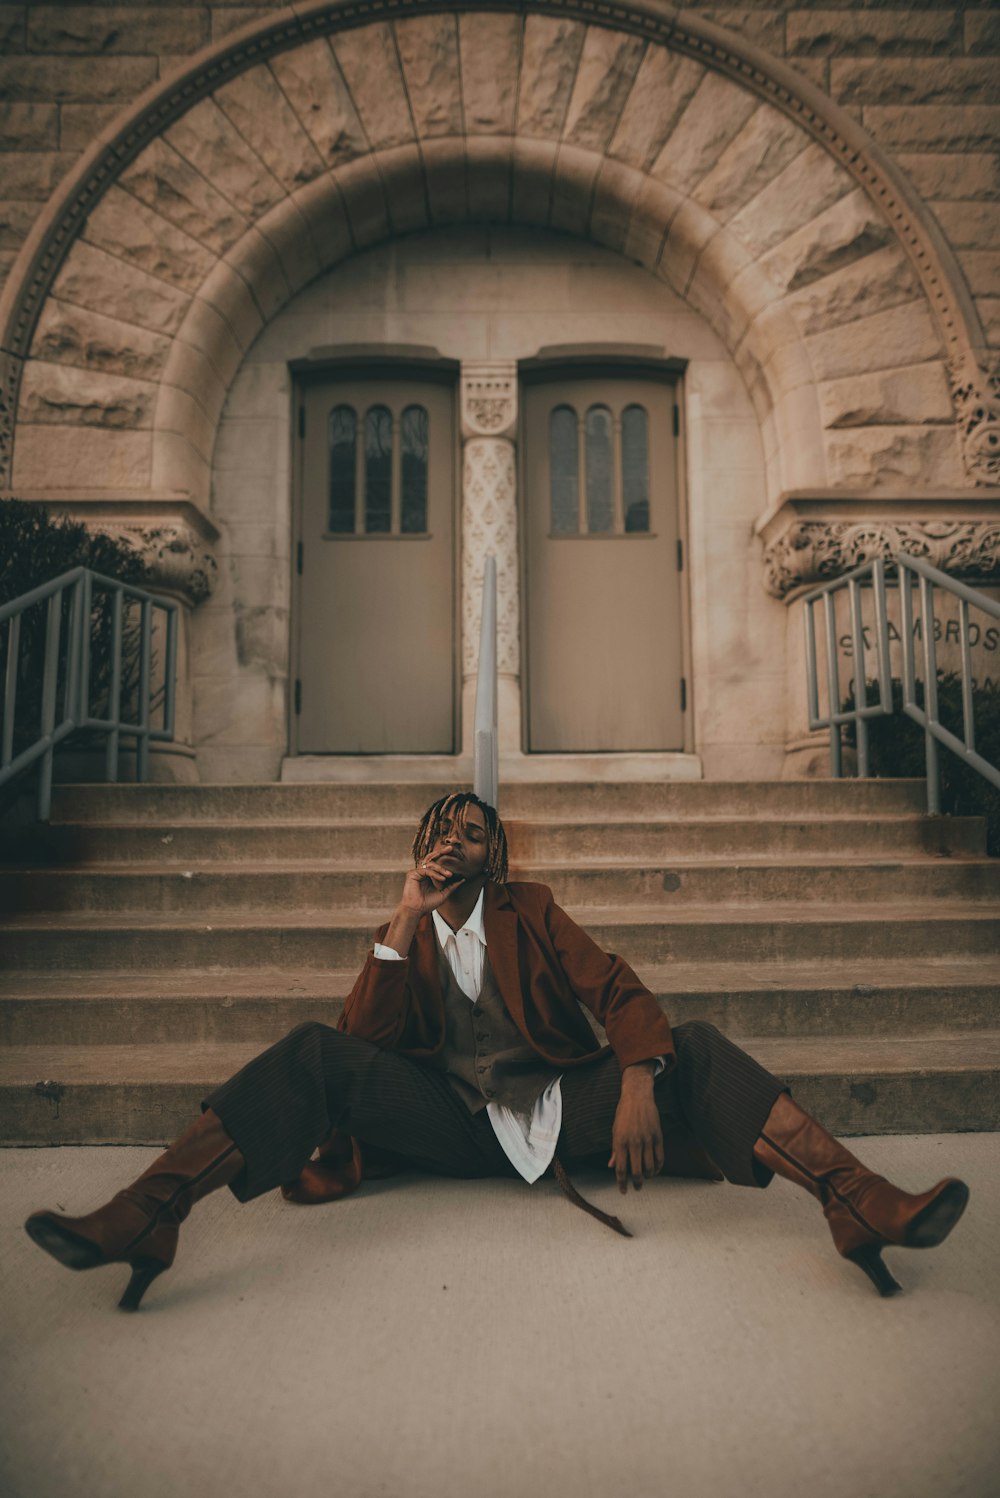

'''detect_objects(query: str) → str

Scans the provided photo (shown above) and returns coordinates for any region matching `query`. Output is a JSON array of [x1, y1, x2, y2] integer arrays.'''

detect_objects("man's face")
[[427, 803, 490, 885]]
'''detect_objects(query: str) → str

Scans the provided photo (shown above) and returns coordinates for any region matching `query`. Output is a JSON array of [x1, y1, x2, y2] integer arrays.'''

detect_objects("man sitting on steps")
[[25, 790, 970, 1310]]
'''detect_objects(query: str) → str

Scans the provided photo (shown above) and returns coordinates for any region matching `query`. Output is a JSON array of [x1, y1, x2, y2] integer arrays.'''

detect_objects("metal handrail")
[[473, 554, 498, 810], [803, 553, 1000, 813], [0, 565, 178, 821]]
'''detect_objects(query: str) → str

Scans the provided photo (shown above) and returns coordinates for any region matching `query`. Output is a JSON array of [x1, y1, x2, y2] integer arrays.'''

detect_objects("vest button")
[[476, 1032, 489, 1042], [477, 1065, 487, 1073], [484, 1089, 496, 1098]]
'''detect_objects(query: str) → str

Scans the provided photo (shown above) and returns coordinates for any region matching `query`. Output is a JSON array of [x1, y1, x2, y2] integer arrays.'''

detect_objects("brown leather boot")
[[24, 1107, 246, 1310], [753, 1091, 970, 1296]]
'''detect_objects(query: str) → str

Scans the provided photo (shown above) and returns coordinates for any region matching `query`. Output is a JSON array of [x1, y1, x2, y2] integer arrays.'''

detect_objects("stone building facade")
[[1, 1, 998, 785]]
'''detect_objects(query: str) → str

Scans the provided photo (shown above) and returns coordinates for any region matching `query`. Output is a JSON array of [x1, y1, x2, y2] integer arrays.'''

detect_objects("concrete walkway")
[[2, 1134, 998, 1498]]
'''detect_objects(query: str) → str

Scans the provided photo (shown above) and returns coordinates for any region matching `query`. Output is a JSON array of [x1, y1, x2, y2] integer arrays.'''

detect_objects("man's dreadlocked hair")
[[411, 791, 509, 886]]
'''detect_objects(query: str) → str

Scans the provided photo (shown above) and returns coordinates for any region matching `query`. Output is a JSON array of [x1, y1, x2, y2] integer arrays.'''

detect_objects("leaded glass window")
[[400, 405, 428, 534], [326, 397, 434, 537], [364, 405, 393, 534], [622, 405, 650, 533], [585, 405, 614, 534], [546, 396, 657, 537], [328, 405, 357, 533], [549, 405, 578, 535]]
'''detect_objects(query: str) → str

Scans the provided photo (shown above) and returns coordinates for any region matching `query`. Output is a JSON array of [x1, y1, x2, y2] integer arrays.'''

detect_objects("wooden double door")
[[293, 368, 684, 756]]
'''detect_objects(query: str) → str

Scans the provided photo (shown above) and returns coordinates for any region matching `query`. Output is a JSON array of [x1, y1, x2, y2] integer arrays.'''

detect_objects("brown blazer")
[[281, 880, 677, 1205]]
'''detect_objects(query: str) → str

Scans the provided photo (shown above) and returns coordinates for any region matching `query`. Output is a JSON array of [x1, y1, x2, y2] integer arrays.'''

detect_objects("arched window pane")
[[549, 405, 578, 535], [400, 404, 428, 534], [328, 404, 356, 533], [622, 404, 650, 533], [585, 405, 613, 534], [364, 405, 392, 533]]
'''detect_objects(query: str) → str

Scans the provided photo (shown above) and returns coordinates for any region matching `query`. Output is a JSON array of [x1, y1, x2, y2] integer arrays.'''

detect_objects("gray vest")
[[436, 942, 563, 1115]]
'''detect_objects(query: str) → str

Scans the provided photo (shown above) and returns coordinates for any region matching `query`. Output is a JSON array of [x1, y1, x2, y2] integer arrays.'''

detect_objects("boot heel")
[[845, 1243, 902, 1297], [119, 1258, 169, 1312]]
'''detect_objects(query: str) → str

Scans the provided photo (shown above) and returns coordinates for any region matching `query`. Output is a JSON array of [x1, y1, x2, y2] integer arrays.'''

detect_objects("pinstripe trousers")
[[200, 1019, 790, 1204]]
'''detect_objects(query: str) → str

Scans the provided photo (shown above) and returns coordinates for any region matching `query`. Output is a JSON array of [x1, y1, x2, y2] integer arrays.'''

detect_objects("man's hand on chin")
[[608, 1061, 665, 1193]]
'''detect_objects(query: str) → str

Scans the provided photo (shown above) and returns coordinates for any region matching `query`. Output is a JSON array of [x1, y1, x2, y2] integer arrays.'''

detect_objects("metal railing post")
[[473, 554, 499, 811], [163, 603, 178, 737], [105, 585, 123, 782], [848, 573, 869, 777], [801, 551, 1000, 809], [871, 558, 892, 706], [918, 570, 941, 815], [2, 612, 20, 769], [822, 590, 842, 777], [37, 589, 63, 821], [78, 569, 93, 729], [958, 596, 976, 757], [137, 595, 152, 782], [0, 566, 179, 821]]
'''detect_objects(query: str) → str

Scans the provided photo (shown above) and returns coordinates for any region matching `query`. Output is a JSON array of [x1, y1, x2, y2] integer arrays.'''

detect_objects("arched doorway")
[[2, 2, 988, 779]]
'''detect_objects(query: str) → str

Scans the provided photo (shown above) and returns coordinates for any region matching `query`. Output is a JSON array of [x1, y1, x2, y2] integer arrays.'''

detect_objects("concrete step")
[[2, 960, 996, 1046], [4, 815, 984, 865], [3, 1032, 998, 1143], [41, 779, 933, 823], [1, 904, 996, 968], [2, 859, 997, 914]]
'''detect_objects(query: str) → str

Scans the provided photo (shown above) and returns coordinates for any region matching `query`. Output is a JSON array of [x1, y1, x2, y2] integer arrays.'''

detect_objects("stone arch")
[[3, 0, 994, 502]]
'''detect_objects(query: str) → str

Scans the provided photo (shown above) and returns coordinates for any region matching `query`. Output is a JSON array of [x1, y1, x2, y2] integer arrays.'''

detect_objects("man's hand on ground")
[[609, 1065, 665, 1193]]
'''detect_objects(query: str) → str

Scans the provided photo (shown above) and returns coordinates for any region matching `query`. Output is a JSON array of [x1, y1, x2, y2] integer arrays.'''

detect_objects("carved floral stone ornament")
[[762, 520, 1000, 599], [460, 364, 518, 443], [948, 355, 1000, 487], [99, 521, 218, 607], [467, 398, 511, 432]]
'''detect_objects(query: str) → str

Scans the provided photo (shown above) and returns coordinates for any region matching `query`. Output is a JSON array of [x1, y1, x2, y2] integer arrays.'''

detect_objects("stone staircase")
[[1, 779, 998, 1145]]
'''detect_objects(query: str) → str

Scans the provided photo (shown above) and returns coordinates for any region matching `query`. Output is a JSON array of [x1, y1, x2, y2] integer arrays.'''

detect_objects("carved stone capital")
[[460, 362, 518, 443], [948, 354, 1000, 487], [2, 492, 221, 607], [100, 520, 219, 606], [762, 518, 1000, 598]]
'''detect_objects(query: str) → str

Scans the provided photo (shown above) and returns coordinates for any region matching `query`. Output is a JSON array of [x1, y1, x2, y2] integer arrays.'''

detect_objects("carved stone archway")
[[1, 0, 996, 511]]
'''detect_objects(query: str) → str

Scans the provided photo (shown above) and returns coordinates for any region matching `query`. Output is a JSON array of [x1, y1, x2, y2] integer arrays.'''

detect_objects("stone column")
[[459, 362, 521, 760]]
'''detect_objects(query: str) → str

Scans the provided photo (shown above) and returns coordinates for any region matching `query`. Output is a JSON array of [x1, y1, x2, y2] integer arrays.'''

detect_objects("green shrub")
[[0, 498, 155, 804], [842, 673, 1000, 855]]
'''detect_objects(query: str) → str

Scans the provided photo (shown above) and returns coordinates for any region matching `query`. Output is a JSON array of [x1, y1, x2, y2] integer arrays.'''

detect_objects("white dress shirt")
[[373, 887, 666, 1184]]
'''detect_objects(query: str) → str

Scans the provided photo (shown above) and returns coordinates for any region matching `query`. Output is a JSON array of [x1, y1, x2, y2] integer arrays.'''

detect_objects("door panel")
[[296, 376, 456, 753], [524, 376, 683, 752]]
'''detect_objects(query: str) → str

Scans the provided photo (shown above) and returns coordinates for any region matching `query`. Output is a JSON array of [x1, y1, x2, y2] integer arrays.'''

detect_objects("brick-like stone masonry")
[[1, 2, 998, 505], [0, 3, 996, 336]]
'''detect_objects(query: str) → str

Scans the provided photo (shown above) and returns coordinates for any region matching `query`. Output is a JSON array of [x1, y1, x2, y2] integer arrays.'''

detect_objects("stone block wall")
[[0, 2, 996, 782], [1, 2, 997, 347]]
